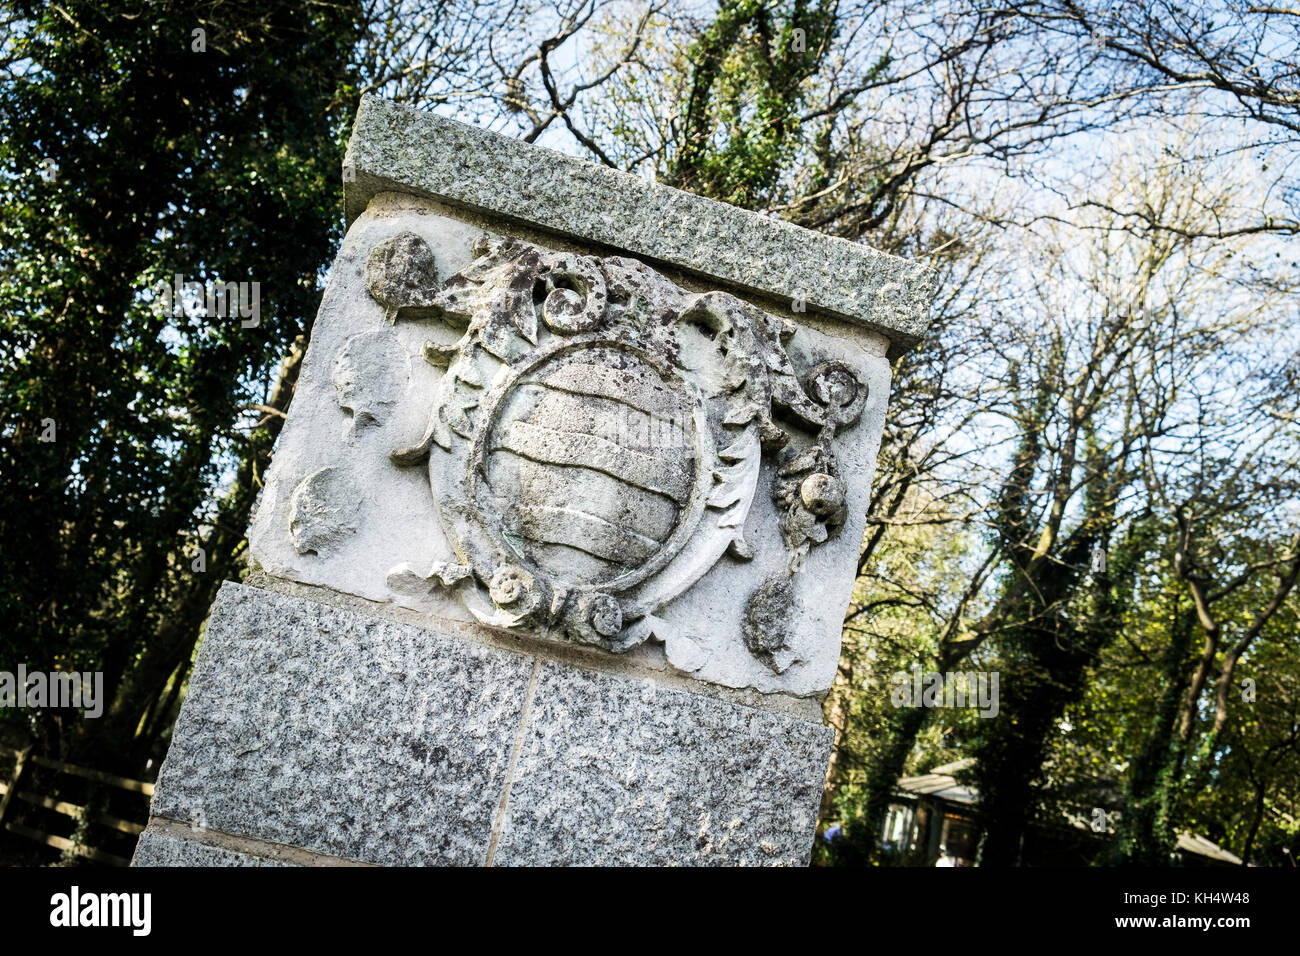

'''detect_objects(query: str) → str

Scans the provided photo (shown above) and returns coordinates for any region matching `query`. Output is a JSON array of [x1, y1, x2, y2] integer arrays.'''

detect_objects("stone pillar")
[[132, 96, 934, 867]]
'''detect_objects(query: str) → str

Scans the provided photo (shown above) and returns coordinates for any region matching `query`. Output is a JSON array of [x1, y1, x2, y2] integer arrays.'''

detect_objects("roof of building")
[[896, 759, 978, 806]]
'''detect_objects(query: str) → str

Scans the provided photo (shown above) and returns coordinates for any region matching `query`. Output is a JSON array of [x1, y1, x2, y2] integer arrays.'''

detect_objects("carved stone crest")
[[368, 231, 866, 666]]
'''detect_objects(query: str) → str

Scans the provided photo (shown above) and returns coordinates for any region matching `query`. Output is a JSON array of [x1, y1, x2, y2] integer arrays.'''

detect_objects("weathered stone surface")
[[247, 194, 894, 696], [331, 329, 410, 431], [132, 828, 291, 867], [343, 96, 935, 352], [288, 466, 362, 555], [150, 581, 533, 866], [379, 233, 873, 663], [491, 661, 833, 866]]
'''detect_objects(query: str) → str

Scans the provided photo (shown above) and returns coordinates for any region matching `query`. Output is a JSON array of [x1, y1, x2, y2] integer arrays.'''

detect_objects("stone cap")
[[342, 95, 935, 351]]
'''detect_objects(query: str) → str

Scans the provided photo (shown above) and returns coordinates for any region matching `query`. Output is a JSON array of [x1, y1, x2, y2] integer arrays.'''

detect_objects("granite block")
[[492, 661, 833, 866], [132, 828, 292, 867], [343, 96, 935, 350], [150, 582, 533, 866]]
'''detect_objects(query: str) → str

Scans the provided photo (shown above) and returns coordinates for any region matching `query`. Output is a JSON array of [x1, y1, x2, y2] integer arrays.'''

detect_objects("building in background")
[[881, 760, 1243, 867]]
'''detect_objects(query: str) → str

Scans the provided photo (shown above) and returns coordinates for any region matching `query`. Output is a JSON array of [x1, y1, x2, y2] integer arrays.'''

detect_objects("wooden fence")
[[0, 743, 153, 866]]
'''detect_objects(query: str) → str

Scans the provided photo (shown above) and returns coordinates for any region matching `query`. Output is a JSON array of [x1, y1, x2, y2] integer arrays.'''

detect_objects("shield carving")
[[487, 344, 706, 589], [374, 232, 866, 658]]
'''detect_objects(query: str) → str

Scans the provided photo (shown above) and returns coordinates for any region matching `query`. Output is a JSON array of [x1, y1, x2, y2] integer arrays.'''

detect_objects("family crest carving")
[[367, 231, 866, 668]]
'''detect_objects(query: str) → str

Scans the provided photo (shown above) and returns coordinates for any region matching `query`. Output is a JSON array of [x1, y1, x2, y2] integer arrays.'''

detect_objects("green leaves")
[[666, 0, 839, 209], [0, 0, 361, 768]]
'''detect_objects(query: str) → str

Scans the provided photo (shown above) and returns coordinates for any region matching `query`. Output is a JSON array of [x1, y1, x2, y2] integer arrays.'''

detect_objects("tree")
[[0, 0, 362, 771]]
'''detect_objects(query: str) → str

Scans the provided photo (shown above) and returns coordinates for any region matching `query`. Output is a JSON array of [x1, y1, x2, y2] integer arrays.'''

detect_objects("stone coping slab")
[[343, 94, 935, 350]]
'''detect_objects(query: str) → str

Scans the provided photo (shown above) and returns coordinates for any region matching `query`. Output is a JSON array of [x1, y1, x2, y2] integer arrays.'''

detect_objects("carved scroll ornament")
[[366, 231, 866, 669]]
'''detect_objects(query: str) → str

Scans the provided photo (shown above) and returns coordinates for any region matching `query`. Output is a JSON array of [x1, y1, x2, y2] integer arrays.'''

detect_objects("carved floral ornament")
[[366, 230, 866, 671]]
